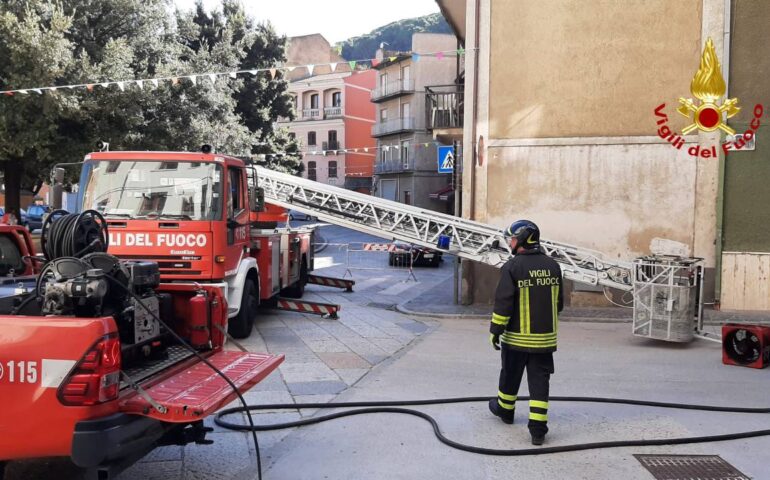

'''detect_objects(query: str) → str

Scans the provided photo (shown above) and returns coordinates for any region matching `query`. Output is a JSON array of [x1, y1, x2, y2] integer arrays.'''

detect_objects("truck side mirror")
[[251, 187, 265, 212]]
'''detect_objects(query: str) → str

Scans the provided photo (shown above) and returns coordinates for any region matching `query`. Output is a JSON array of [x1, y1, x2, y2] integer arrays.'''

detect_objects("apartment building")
[[438, 0, 770, 310], [279, 70, 377, 192], [371, 33, 459, 212]]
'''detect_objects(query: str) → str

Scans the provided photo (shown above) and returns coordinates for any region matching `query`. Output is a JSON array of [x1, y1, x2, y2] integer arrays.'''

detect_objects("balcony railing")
[[371, 79, 415, 102], [371, 117, 416, 137], [324, 106, 343, 118], [374, 157, 415, 174], [425, 85, 464, 130], [322, 141, 341, 151], [301, 108, 321, 120]]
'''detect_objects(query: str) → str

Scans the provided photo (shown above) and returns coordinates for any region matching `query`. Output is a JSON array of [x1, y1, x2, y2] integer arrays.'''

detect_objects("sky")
[[174, 0, 441, 43]]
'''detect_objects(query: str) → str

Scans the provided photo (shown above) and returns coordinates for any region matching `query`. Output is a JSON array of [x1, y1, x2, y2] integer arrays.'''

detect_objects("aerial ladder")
[[255, 167, 706, 343]]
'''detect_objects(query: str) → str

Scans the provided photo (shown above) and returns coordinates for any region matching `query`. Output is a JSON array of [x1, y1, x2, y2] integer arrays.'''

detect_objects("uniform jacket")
[[490, 249, 564, 352]]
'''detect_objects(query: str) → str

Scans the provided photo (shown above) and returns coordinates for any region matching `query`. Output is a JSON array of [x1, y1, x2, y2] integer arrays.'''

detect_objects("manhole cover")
[[366, 302, 397, 311], [634, 454, 750, 480]]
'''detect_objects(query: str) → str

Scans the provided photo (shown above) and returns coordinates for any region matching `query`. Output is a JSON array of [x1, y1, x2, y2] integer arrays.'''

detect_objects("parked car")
[[26, 204, 51, 231], [288, 209, 315, 221], [0, 206, 28, 229], [388, 242, 443, 267]]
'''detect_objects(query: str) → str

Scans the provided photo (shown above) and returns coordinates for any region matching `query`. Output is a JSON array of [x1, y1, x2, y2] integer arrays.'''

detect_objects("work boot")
[[488, 399, 514, 424], [531, 434, 545, 446]]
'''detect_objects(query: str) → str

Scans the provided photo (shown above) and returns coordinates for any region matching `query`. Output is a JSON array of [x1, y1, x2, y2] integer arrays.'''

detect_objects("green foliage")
[[337, 13, 452, 61], [0, 0, 300, 215]]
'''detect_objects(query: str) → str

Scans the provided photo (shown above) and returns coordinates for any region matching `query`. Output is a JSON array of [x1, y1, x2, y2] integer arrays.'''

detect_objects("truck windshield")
[[81, 160, 223, 220]]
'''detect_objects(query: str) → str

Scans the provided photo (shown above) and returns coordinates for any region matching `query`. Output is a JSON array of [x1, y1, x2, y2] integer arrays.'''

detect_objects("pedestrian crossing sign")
[[437, 146, 454, 173]]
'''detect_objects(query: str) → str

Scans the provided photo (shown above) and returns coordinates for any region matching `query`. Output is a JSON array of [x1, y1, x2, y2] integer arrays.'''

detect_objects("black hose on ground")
[[215, 396, 770, 456]]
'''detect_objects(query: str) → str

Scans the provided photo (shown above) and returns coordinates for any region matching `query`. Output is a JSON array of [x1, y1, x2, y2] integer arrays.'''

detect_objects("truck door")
[[225, 167, 249, 275]]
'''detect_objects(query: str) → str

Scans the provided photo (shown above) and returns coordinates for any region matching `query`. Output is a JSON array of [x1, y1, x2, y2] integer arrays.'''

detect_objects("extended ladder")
[[256, 167, 634, 292]]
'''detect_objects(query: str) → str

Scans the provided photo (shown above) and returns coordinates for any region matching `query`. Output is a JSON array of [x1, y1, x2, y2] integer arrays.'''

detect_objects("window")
[[401, 65, 410, 83], [308, 131, 316, 146], [228, 168, 243, 219], [332, 92, 341, 107], [401, 102, 410, 119], [380, 73, 387, 91], [380, 109, 388, 123], [310, 93, 319, 109], [328, 130, 338, 150], [328, 161, 338, 178], [404, 191, 411, 205], [288, 132, 296, 140], [307, 161, 317, 181], [400, 140, 410, 166]]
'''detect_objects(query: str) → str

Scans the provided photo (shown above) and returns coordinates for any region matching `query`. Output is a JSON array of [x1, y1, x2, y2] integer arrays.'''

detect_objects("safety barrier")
[[343, 242, 417, 282]]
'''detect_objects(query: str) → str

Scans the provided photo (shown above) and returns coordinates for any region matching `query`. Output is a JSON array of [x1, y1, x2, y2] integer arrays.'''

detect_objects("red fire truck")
[[76, 149, 315, 337]]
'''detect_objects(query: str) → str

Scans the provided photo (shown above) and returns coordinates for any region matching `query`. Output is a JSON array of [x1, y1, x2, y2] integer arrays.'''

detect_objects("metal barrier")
[[342, 242, 417, 282]]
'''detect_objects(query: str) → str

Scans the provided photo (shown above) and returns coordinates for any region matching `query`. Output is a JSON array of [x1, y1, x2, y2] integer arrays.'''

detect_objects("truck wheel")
[[281, 260, 307, 298], [229, 279, 258, 339]]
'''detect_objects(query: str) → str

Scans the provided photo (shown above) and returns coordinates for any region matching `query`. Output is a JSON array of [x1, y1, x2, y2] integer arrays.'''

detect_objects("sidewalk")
[[399, 279, 770, 325]]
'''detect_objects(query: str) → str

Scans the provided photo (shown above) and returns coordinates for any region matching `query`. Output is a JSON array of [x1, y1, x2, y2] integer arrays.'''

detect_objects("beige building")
[[438, 0, 769, 310], [372, 33, 460, 212]]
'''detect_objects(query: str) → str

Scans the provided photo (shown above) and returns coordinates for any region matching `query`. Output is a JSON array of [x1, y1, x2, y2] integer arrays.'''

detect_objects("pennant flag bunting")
[[151, 79, 159, 88], [86, 84, 94, 92], [436, 52, 445, 60], [364, 147, 369, 152], [371, 58, 380, 67], [117, 82, 125, 91], [208, 74, 217, 84], [136, 80, 143, 89], [171, 77, 179, 85], [269, 68, 277, 79], [229, 72, 237, 79], [100, 82, 110, 88], [307, 64, 315, 76], [457, 47, 465, 56], [348, 60, 357, 70], [330, 62, 337, 72], [388, 56, 396, 62], [412, 54, 420, 62], [189, 75, 197, 85], [287, 66, 296, 72], [33, 89, 42, 95], [18, 90, 28, 95]]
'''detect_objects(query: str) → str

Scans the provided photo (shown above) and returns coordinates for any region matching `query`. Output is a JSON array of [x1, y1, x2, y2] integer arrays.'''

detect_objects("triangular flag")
[[322, 151, 327, 156], [33, 89, 42, 95], [371, 58, 380, 67], [348, 60, 357, 70], [117, 81, 125, 91], [383, 146, 389, 151], [249, 69, 258, 75], [394, 145, 400, 150], [388, 56, 396, 62], [287, 66, 296, 72], [307, 64, 315, 76], [330, 62, 337, 72], [269, 68, 277, 79], [151, 79, 159, 88], [3, 91, 13, 96], [436, 52, 445, 60], [100, 82, 110, 88], [189, 75, 197, 85], [332, 150, 337, 155], [50, 87, 57, 92], [18, 90, 28, 95], [171, 77, 179, 85], [86, 84, 94, 92], [229, 72, 237, 79], [136, 80, 143, 89], [208, 74, 217, 84], [424, 143, 430, 147], [457, 47, 465, 56], [412, 54, 420, 62]]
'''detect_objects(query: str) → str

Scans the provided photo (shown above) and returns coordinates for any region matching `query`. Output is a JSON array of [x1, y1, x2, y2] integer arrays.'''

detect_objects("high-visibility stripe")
[[498, 399, 515, 410], [519, 287, 530, 334], [498, 391, 517, 402], [502, 332, 557, 339], [551, 285, 559, 333], [529, 412, 548, 422], [492, 312, 510, 326], [500, 338, 557, 348], [530, 400, 549, 409], [501, 335, 557, 344]]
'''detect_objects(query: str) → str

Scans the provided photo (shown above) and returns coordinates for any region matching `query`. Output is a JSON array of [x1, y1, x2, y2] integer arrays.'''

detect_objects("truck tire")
[[228, 279, 258, 339], [281, 260, 307, 298]]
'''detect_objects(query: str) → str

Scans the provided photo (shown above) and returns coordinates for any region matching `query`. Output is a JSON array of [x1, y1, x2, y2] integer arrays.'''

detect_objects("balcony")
[[321, 141, 341, 151], [374, 156, 415, 174], [371, 117, 416, 138], [324, 106, 343, 119], [301, 108, 321, 120], [371, 79, 415, 102], [425, 85, 464, 130]]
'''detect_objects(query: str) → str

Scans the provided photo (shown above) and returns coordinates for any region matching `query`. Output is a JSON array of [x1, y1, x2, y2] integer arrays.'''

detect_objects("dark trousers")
[[497, 348, 554, 436]]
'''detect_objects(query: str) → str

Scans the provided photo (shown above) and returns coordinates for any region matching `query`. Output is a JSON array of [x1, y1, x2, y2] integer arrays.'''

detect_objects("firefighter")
[[488, 219, 563, 445]]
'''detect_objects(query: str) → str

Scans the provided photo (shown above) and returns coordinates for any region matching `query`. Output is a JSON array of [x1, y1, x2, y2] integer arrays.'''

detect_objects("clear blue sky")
[[173, 0, 441, 43]]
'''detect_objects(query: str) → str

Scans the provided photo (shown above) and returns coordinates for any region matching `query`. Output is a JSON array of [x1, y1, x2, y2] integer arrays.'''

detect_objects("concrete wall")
[[286, 34, 347, 80]]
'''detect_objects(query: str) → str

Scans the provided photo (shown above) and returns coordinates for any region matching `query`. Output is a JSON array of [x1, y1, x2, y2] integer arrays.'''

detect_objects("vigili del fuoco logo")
[[654, 37, 764, 157]]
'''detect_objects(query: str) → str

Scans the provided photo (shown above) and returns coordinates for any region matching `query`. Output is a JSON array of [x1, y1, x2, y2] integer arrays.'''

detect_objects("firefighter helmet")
[[506, 219, 540, 249]]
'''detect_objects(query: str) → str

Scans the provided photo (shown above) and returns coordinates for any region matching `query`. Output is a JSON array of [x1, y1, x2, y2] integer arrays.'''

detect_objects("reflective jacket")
[[490, 249, 564, 352]]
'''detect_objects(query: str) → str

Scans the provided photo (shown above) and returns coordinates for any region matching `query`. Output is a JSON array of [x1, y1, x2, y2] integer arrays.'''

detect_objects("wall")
[[286, 34, 347, 80], [344, 70, 377, 182], [719, 0, 770, 309]]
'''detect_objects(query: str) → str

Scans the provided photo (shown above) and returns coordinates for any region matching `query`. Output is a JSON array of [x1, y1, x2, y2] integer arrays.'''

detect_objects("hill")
[[337, 13, 452, 61]]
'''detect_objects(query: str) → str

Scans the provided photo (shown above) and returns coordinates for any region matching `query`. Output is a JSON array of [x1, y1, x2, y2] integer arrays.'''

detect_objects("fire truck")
[[75, 149, 315, 338]]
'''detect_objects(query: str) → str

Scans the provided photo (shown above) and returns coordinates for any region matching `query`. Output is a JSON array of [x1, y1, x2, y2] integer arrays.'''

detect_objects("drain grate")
[[634, 454, 750, 480], [366, 302, 397, 311]]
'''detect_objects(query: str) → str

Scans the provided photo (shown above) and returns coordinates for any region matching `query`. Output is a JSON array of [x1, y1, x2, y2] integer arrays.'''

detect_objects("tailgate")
[[119, 350, 284, 422]]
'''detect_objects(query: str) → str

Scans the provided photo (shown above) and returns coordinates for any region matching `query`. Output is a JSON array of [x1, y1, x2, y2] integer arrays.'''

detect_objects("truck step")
[[275, 298, 341, 319], [307, 274, 355, 292], [120, 350, 284, 422]]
